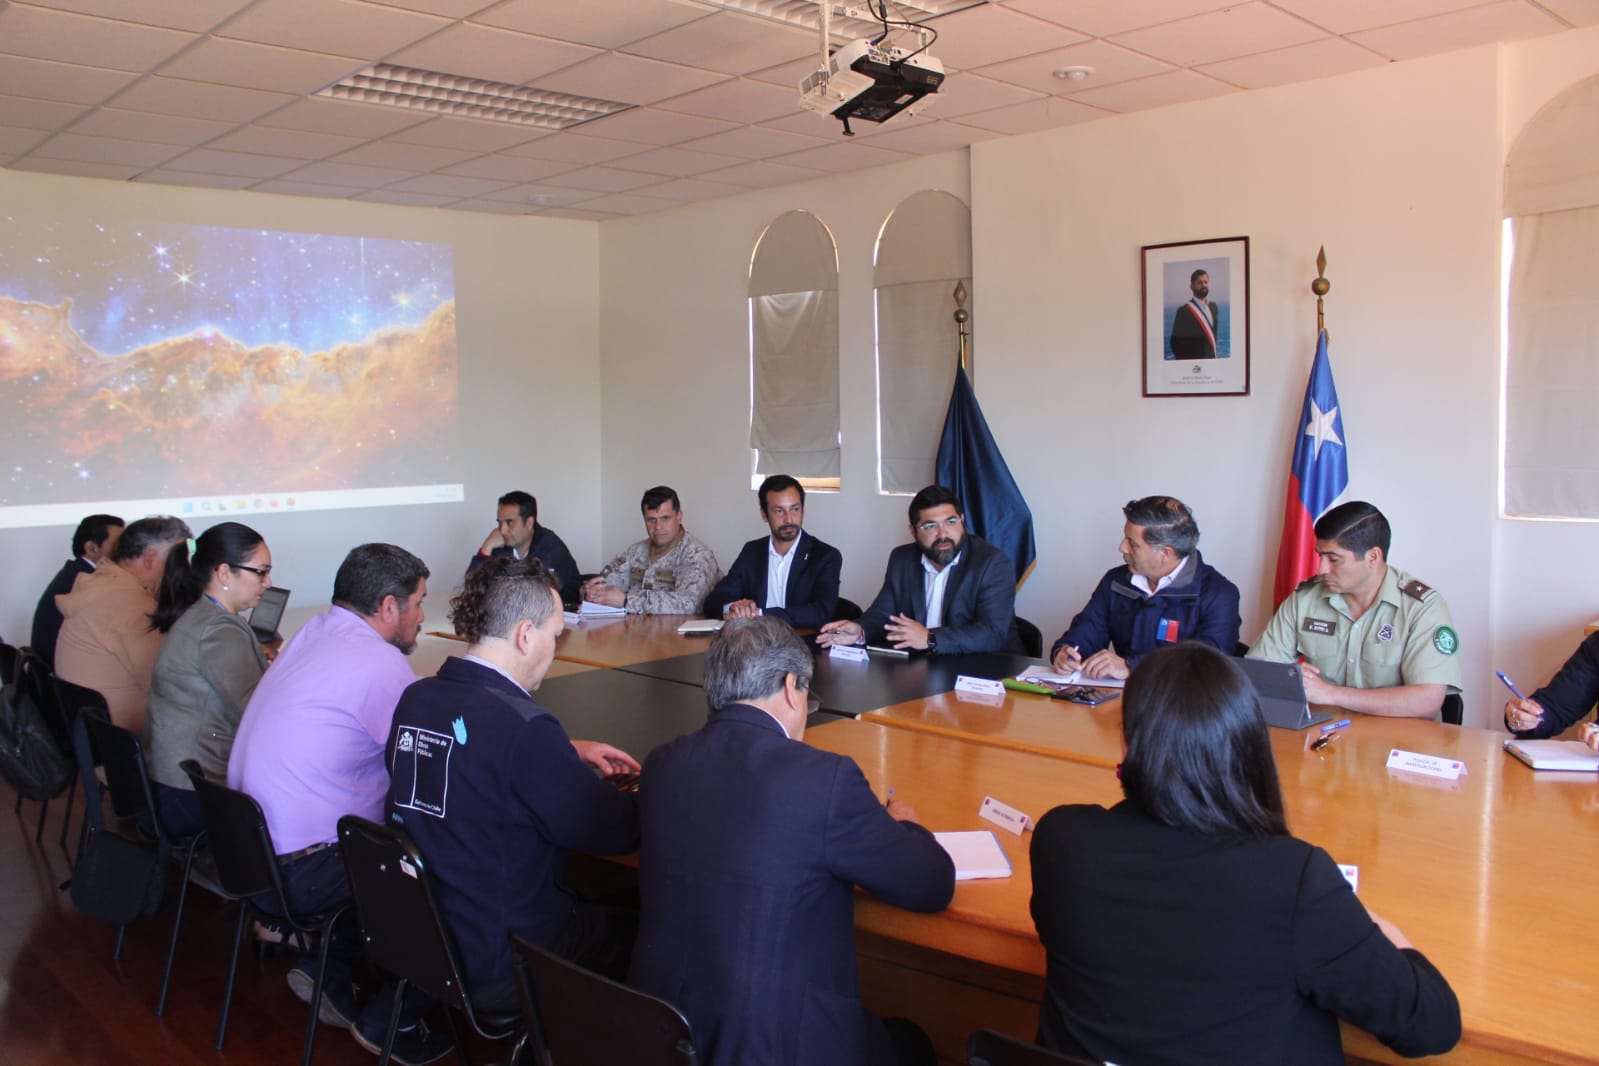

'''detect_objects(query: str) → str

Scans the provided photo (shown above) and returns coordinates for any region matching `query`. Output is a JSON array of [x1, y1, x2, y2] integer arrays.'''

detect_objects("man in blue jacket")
[[1052, 496, 1241, 679], [702, 474, 842, 627]]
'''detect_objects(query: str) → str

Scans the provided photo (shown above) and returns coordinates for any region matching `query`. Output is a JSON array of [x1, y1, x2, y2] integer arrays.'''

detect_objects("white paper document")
[[934, 830, 1014, 880], [1016, 664, 1126, 690], [578, 600, 627, 617], [676, 619, 723, 635]]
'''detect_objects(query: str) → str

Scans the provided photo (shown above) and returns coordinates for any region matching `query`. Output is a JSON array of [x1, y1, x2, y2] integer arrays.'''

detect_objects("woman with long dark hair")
[[1029, 642, 1461, 1065], [145, 522, 273, 836]]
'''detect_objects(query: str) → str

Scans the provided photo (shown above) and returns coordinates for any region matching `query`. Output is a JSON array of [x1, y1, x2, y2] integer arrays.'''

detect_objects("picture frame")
[[1141, 236, 1250, 397]]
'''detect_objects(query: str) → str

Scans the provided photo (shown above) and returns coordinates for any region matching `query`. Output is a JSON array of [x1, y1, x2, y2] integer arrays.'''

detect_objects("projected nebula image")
[[0, 217, 460, 523]]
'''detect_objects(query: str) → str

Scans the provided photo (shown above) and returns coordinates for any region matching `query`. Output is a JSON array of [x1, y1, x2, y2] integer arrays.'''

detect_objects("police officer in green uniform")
[[1249, 501, 1461, 719]]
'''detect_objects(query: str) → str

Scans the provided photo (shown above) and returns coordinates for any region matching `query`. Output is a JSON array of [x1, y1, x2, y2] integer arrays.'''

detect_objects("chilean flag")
[[1272, 330, 1349, 603]]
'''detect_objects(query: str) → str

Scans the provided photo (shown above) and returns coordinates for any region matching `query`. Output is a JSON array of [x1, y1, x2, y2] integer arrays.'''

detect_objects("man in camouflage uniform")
[[1250, 501, 1461, 719], [582, 485, 720, 615]]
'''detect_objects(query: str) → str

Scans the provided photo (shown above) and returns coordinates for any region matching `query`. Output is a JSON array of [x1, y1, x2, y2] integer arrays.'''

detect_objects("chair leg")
[[378, 977, 407, 1066], [12, 793, 19, 814], [155, 838, 200, 1016], [440, 1004, 469, 1066], [112, 923, 127, 961], [57, 775, 78, 853], [216, 903, 249, 1050], [300, 909, 342, 1066], [34, 797, 50, 845]]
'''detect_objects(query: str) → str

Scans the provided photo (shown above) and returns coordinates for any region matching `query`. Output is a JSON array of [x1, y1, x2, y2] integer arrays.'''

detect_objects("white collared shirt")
[[1130, 553, 1189, 597], [922, 550, 962, 630], [766, 536, 796, 611]]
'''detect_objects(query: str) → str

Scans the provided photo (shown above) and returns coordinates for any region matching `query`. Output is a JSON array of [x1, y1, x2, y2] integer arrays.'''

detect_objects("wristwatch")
[[925, 631, 938, 654]]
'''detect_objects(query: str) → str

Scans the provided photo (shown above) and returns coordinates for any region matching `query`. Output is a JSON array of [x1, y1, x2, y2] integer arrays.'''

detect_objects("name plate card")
[[828, 644, 869, 663], [1386, 749, 1465, 781], [954, 675, 1005, 697], [1338, 864, 1359, 892], [979, 795, 1033, 836]]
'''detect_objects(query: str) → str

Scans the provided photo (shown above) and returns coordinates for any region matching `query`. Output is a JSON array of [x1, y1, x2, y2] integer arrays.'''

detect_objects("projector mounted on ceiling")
[[795, 3, 945, 136]]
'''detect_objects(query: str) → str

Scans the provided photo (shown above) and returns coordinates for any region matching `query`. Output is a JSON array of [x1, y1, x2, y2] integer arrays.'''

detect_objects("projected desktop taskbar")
[[2, 483, 464, 528]]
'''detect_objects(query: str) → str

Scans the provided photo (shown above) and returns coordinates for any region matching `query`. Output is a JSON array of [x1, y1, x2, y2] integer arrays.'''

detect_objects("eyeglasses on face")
[[917, 515, 964, 534]]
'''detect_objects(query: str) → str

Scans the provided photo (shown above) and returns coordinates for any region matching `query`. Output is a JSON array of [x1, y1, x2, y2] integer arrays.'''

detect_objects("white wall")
[[0, 168, 602, 640]]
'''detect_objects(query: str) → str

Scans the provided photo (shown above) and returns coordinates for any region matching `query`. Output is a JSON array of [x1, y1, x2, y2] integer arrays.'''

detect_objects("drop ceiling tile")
[[1003, 0, 1237, 37], [1199, 36, 1387, 90], [0, 56, 137, 105], [535, 206, 622, 221], [278, 160, 414, 187], [10, 157, 144, 180], [977, 40, 1174, 96], [1068, 69, 1237, 113], [474, 0, 708, 49], [854, 119, 999, 154], [0, 94, 92, 131], [1270, 0, 1501, 35], [68, 108, 234, 146], [258, 97, 427, 137], [701, 158, 828, 187], [770, 140, 912, 173], [924, 73, 1043, 119], [252, 178, 362, 198], [923, 5, 1088, 71], [390, 117, 550, 152], [574, 107, 739, 146], [623, 11, 816, 76], [134, 169, 261, 189], [388, 23, 599, 84], [162, 147, 305, 178], [354, 188, 458, 206], [573, 191, 681, 215], [218, 0, 450, 59], [608, 144, 746, 177], [0, 4, 196, 71], [1536, 0, 1599, 26], [110, 77, 294, 123], [634, 176, 752, 202], [206, 125, 365, 160], [17, 0, 251, 32], [439, 154, 574, 182], [384, 172, 515, 197], [365, 0, 496, 16], [329, 140, 477, 171], [758, 109, 855, 138], [541, 165, 664, 192], [504, 132, 660, 164], [679, 124, 830, 159], [446, 197, 534, 214], [744, 54, 818, 89], [478, 182, 594, 205], [655, 78, 800, 124], [1111, 3, 1328, 67], [533, 53, 727, 106], [1350, 1, 1566, 60], [29, 131, 185, 167], [0, 125, 50, 154], [955, 95, 1107, 135], [160, 38, 363, 95]]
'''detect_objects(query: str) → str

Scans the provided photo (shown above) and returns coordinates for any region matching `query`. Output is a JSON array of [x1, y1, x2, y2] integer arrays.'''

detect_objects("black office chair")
[[337, 815, 520, 1065], [6, 648, 73, 843], [0, 640, 18, 684], [968, 1028, 1100, 1066], [53, 675, 111, 860], [1014, 617, 1044, 659], [833, 598, 862, 623], [1441, 693, 1464, 726], [181, 759, 347, 1066], [509, 931, 698, 1066]]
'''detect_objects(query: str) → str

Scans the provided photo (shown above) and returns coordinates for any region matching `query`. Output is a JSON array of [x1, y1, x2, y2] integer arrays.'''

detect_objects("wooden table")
[[820, 712, 1599, 1065], [553, 613, 707, 668]]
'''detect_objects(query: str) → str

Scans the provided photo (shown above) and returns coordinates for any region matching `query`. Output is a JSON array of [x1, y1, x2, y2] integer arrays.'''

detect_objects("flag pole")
[[1313, 246, 1330, 339], [952, 280, 969, 372]]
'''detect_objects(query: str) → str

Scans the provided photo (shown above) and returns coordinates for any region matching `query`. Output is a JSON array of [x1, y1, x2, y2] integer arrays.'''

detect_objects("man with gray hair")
[[1051, 495, 1241, 680], [630, 616, 954, 1066]]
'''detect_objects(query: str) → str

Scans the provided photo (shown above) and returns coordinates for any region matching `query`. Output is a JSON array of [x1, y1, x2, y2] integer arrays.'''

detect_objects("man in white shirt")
[[701, 475, 843, 628]]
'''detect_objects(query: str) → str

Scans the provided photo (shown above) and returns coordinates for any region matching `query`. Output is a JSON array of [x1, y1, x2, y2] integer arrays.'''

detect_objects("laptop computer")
[[248, 586, 290, 643], [1503, 738, 1599, 772], [1238, 658, 1334, 732]]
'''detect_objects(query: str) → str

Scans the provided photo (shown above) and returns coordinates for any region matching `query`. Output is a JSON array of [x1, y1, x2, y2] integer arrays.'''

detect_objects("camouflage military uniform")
[[598, 530, 721, 615]]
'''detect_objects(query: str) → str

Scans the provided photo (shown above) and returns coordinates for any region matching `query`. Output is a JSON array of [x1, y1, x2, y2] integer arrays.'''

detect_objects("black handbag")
[[0, 657, 73, 801], [70, 825, 168, 925]]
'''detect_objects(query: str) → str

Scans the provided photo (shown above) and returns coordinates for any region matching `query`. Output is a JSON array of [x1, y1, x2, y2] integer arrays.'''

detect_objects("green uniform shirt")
[[1248, 565, 1462, 693]]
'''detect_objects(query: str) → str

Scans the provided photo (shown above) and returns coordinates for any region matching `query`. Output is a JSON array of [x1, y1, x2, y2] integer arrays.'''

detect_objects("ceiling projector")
[[798, 38, 945, 135]]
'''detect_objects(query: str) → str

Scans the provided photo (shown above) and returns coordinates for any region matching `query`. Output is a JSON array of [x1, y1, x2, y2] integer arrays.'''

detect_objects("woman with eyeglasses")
[[1029, 642, 1461, 1065], [144, 521, 274, 836]]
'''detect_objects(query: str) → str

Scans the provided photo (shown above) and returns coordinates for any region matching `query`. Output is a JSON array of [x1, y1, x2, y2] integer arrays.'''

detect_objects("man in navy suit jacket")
[[30, 513, 124, 668], [630, 616, 954, 1066], [466, 490, 582, 604], [818, 485, 1021, 655], [702, 474, 842, 628]]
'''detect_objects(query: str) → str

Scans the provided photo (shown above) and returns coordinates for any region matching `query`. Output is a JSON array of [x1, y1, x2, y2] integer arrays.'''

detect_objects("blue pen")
[[885, 787, 895, 808], [1496, 671, 1527, 701], [1319, 718, 1351, 734]]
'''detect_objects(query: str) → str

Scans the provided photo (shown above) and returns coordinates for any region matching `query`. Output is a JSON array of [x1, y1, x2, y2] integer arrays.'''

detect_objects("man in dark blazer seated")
[[466, 490, 582, 605], [817, 484, 1022, 654], [30, 513, 124, 668], [702, 474, 842, 627], [630, 616, 954, 1066]]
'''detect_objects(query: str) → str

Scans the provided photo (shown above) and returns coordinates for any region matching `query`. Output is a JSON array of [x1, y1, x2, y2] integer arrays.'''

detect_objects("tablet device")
[[1503, 738, 1599, 772], [248, 586, 290, 643], [1237, 658, 1333, 731]]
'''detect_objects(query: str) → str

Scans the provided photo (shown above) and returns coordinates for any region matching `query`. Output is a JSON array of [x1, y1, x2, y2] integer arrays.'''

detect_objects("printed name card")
[[1386, 749, 1465, 781], [828, 644, 869, 663], [979, 795, 1033, 836], [1338, 864, 1359, 892], [954, 675, 1005, 697]]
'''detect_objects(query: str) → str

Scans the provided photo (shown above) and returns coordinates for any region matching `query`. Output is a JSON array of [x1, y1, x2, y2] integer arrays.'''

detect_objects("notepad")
[[676, 619, 723, 636], [1017, 664, 1125, 689], [933, 830, 1013, 880], [578, 601, 627, 617], [1503, 739, 1599, 772]]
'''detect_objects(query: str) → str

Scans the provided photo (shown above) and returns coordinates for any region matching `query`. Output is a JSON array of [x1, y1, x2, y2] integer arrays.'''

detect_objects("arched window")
[[748, 210, 840, 487], [1503, 73, 1599, 518], [873, 190, 972, 494]]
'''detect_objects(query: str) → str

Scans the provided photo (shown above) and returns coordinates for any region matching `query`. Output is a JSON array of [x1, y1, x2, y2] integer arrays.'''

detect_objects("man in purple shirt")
[[227, 543, 441, 1063]]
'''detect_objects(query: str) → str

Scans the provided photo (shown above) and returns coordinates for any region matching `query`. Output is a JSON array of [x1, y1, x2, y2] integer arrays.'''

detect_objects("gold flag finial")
[[1311, 246, 1331, 337], [952, 281, 970, 371]]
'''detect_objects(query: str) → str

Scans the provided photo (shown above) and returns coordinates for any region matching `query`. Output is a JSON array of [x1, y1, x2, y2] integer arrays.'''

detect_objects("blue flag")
[[935, 366, 1036, 581]]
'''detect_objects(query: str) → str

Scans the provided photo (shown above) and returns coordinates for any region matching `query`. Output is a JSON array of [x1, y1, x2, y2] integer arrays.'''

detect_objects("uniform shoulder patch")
[[1401, 579, 1433, 601], [1295, 575, 1320, 592], [1432, 626, 1459, 656]]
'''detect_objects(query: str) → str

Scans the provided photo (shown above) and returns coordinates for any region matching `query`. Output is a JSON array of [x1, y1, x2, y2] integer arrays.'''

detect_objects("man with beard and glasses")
[[702, 474, 843, 628], [818, 485, 1022, 655]]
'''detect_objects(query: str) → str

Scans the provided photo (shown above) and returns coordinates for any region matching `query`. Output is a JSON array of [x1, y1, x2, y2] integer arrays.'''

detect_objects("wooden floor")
[[0, 785, 508, 1065]]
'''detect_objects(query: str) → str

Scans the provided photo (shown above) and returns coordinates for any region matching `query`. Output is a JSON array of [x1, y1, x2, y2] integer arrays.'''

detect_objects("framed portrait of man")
[[1141, 236, 1250, 397]]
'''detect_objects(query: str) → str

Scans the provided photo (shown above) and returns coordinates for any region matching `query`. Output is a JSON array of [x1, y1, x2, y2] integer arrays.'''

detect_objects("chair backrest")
[[179, 759, 287, 902], [80, 713, 157, 827], [0, 641, 19, 685], [1014, 616, 1044, 659], [1441, 693, 1464, 726], [336, 815, 472, 1011], [833, 597, 862, 623], [967, 1028, 1099, 1066], [509, 931, 697, 1066]]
